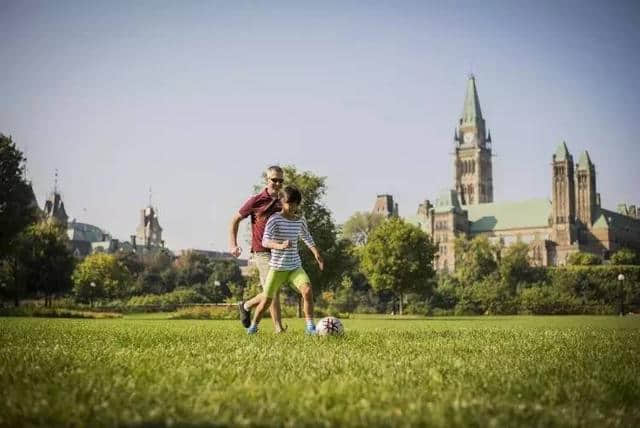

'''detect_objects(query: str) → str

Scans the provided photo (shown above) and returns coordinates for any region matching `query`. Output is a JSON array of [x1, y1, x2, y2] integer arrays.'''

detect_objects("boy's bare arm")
[[308, 245, 324, 271], [263, 239, 291, 250]]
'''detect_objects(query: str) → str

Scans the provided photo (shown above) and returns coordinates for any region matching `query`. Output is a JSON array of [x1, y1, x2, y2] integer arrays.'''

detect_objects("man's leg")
[[247, 269, 285, 334], [241, 253, 284, 330]]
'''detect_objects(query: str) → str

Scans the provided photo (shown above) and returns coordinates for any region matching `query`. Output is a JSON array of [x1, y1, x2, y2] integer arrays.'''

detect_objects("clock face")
[[463, 132, 474, 144]]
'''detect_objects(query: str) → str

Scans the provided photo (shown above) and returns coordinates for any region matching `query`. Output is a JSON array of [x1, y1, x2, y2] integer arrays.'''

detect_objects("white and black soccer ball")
[[315, 316, 344, 336]]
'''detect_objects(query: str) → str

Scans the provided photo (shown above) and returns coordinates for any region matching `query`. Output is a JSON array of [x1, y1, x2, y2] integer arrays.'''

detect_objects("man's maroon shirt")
[[239, 188, 282, 253]]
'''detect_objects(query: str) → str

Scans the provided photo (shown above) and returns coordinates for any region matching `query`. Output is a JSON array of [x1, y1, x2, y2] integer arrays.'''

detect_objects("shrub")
[[169, 305, 238, 320], [518, 286, 583, 315]]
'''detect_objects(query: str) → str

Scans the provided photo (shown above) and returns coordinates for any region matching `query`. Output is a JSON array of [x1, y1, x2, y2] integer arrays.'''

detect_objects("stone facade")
[[136, 205, 164, 248], [402, 75, 640, 271], [373, 194, 399, 218]]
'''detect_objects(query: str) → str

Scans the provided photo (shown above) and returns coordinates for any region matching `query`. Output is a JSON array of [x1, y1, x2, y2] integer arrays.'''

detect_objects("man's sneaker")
[[238, 302, 251, 328], [247, 325, 258, 335], [305, 324, 317, 335]]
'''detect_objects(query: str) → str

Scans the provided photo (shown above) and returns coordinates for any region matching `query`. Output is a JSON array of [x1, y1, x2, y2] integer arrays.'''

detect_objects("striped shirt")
[[262, 213, 315, 270]]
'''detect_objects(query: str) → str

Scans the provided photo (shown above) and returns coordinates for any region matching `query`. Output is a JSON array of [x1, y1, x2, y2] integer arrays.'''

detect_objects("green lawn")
[[1, 316, 639, 427]]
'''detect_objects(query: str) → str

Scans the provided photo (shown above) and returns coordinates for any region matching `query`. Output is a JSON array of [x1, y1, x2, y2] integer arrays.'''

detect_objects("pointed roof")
[[461, 75, 483, 124], [577, 150, 593, 170], [554, 141, 570, 161]]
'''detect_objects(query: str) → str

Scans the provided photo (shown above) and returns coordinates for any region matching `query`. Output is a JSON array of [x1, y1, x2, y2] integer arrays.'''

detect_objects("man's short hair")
[[266, 165, 283, 175]]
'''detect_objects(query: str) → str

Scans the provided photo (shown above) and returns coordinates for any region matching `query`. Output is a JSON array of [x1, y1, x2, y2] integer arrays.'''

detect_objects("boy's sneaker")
[[247, 325, 258, 335], [238, 302, 251, 328], [305, 324, 317, 335]]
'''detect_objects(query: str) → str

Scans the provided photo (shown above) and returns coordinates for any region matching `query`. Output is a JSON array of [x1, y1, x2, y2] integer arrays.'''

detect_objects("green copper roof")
[[461, 75, 483, 124], [577, 150, 593, 170], [434, 189, 463, 213], [554, 141, 570, 161], [464, 198, 551, 233], [404, 215, 429, 233]]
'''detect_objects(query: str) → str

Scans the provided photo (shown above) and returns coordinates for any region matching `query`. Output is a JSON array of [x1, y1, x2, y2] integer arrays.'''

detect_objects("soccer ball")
[[315, 316, 344, 336]]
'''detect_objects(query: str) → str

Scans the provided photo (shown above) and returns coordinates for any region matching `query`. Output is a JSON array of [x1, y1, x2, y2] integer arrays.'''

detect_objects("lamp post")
[[90, 282, 96, 308], [617, 274, 625, 316]]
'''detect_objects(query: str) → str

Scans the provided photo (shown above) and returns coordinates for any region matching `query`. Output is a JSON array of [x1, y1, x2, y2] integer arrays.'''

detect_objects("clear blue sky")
[[2, 0, 639, 253]]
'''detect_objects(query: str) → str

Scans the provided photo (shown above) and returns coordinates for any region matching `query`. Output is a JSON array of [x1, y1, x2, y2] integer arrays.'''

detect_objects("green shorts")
[[263, 268, 311, 299]]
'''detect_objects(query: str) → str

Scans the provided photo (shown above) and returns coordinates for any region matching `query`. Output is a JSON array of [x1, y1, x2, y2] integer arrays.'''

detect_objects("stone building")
[[373, 194, 399, 218], [405, 75, 640, 270], [135, 205, 164, 249]]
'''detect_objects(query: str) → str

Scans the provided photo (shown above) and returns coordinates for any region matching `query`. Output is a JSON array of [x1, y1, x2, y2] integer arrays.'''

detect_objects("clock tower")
[[453, 75, 494, 205]]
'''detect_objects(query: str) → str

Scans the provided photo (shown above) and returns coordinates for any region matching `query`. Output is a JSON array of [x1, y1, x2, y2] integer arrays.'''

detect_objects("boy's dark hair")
[[280, 185, 302, 204]]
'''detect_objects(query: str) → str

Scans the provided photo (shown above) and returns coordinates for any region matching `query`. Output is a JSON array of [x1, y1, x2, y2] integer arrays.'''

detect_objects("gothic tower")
[[551, 142, 576, 247], [575, 150, 597, 227], [453, 75, 493, 205]]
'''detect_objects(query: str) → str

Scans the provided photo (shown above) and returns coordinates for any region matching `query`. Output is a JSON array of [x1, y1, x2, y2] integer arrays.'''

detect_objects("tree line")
[[1, 133, 638, 314]]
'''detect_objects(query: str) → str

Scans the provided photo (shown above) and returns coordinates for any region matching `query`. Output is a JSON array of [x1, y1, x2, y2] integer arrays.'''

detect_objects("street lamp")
[[90, 282, 96, 308], [617, 274, 625, 316]]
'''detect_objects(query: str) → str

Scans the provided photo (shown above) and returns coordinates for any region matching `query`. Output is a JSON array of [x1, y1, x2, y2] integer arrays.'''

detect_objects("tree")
[[454, 236, 498, 286], [567, 251, 601, 266], [341, 212, 386, 246], [175, 252, 212, 286], [72, 253, 133, 305], [610, 248, 639, 265], [0, 134, 39, 254], [360, 218, 437, 314], [499, 242, 533, 291], [257, 166, 349, 297], [22, 221, 75, 306]]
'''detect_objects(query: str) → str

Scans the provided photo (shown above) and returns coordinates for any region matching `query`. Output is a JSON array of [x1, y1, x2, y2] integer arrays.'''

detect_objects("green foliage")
[[126, 287, 207, 307], [2, 317, 639, 427], [20, 221, 75, 306], [566, 251, 602, 266], [341, 211, 386, 246], [518, 285, 585, 315], [72, 253, 133, 304], [361, 218, 437, 313], [267, 166, 349, 294], [610, 248, 639, 265], [454, 236, 498, 285], [499, 242, 533, 291], [0, 134, 39, 254], [549, 265, 640, 310], [168, 305, 238, 320]]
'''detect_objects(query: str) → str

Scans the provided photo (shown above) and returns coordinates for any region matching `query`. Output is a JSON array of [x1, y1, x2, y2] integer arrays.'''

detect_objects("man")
[[229, 165, 285, 332]]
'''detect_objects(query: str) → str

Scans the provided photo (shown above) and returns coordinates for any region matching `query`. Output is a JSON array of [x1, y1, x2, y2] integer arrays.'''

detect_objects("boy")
[[245, 185, 324, 334]]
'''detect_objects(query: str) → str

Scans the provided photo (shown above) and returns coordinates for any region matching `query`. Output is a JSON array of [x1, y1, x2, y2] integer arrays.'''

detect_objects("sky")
[[2, 0, 639, 255]]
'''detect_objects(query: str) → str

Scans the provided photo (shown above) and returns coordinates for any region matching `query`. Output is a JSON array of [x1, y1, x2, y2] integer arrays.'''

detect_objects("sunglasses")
[[270, 178, 284, 184]]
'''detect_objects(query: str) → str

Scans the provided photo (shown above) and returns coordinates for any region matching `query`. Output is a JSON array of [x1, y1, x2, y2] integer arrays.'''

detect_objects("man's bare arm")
[[229, 213, 244, 257]]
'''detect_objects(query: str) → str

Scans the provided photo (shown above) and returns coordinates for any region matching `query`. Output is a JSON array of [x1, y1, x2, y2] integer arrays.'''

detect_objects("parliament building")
[[404, 75, 640, 270]]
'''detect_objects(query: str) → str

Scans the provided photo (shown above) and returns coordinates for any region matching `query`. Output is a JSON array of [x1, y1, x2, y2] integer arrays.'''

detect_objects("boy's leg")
[[290, 268, 316, 334], [249, 295, 273, 333]]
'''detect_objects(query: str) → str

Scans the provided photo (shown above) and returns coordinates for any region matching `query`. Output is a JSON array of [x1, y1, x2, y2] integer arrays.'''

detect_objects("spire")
[[577, 150, 593, 170], [554, 141, 570, 161], [487, 129, 492, 143], [54, 169, 59, 194], [461, 74, 483, 125]]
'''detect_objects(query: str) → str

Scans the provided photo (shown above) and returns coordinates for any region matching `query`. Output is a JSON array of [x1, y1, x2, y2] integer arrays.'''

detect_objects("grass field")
[[1, 315, 639, 427]]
